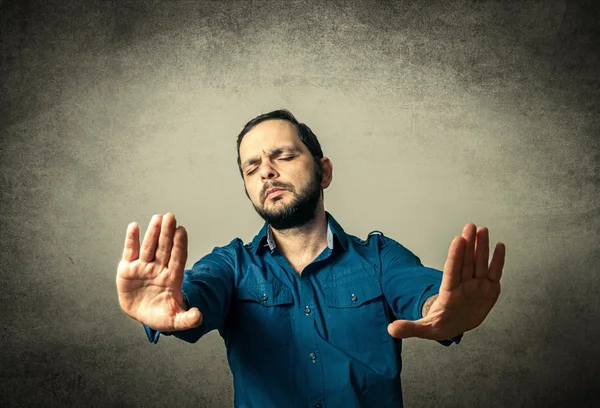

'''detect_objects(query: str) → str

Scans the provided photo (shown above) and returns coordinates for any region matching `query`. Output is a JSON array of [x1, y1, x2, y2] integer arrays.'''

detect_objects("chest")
[[287, 259, 310, 275], [229, 262, 391, 354], [283, 251, 323, 275]]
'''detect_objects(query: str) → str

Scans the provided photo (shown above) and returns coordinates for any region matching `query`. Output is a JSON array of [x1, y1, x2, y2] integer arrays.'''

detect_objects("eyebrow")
[[242, 145, 300, 169]]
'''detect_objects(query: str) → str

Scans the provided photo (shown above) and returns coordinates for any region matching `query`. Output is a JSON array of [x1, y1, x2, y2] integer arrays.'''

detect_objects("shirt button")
[[304, 306, 311, 314], [309, 352, 317, 361], [351, 294, 358, 302], [261, 295, 268, 302], [315, 404, 323, 408]]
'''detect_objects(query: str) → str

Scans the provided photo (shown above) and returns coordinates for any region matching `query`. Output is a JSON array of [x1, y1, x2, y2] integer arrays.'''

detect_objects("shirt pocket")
[[324, 277, 391, 353], [234, 282, 294, 350]]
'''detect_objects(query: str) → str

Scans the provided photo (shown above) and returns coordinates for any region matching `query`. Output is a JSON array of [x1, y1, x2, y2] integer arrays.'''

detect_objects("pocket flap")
[[237, 283, 293, 306], [325, 279, 384, 308]]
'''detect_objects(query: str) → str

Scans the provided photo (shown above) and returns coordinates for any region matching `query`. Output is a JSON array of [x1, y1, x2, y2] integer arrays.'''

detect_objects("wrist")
[[421, 294, 438, 318]]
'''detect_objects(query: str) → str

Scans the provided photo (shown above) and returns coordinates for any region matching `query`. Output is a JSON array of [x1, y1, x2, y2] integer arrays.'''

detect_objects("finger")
[[461, 223, 477, 282], [156, 213, 176, 266], [173, 308, 203, 331], [139, 214, 162, 263], [440, 236, 465, 291], [488, 242, 506, 282], [474, 227, 490, 278], [167, 225, 188, 274], [387, 319, 430, 340], [121, 222, 140, 262]]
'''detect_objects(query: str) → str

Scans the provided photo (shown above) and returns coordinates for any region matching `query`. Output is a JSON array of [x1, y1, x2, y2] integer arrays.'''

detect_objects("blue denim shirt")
[[144, 212, 462, 408]]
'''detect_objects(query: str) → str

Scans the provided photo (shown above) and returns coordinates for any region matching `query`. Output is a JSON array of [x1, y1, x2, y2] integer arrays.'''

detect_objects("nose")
[[259, 162, 279, 180]]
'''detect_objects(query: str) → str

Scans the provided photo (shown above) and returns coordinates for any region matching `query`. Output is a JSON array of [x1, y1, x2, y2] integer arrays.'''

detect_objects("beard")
[[251, 169, 322, 231]]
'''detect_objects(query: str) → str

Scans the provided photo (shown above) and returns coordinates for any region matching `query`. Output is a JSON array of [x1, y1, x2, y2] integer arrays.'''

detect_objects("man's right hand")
[[116, 213, 202, 332]]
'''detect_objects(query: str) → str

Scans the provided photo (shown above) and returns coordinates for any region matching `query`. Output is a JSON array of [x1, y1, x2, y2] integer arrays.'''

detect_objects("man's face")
[[239, 119, 323, 230]]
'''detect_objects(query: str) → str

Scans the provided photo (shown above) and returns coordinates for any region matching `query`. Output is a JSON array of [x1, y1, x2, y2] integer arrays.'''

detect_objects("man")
[[116, 109, 505, 408]]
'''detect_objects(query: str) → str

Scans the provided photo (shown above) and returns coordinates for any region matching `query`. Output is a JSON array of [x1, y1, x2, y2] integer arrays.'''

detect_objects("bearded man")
[[116, 109, 506, 408]]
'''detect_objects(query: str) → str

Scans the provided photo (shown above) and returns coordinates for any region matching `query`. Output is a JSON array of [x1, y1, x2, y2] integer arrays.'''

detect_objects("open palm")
[[388, 223, 505, 341], [116, 213, 202, 332]]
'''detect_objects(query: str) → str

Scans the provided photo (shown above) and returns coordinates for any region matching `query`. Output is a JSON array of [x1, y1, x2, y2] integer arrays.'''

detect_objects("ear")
[[320, 157, 333, 189]]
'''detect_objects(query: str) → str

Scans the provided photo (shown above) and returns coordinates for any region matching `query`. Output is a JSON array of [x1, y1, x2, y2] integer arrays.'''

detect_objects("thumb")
[[387, 318, 429, 339], [173, 307, 203, 331]]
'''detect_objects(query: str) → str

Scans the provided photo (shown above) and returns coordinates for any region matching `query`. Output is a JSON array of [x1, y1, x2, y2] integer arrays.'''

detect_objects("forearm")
[[421, 294, 438, 318]]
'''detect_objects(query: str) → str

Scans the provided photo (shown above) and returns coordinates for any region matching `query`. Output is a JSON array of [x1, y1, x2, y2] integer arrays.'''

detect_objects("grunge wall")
[[1, 1, 599, 407]]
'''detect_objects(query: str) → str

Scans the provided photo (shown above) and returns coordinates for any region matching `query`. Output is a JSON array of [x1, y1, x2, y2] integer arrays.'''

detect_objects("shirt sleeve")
[[143, 243, 236, 344], [379, 235, 462, 346]]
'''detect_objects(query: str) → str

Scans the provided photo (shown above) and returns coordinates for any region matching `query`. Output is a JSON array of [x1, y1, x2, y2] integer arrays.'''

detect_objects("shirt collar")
[[251, 211, 349, 254]]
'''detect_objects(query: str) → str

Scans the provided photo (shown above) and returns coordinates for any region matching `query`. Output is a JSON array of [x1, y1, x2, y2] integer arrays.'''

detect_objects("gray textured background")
[[1, 0, 599, 407]]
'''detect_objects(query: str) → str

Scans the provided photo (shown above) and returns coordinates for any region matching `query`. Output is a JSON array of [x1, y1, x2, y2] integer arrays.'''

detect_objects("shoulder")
[[191, 237, 245, 269], [352, 229, 385, 244], [349, 229, 421, 265], [349, 229, 401, 249]]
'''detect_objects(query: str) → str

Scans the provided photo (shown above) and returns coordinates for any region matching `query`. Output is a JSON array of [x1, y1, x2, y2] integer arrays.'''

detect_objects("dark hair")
[[236, 109, 324, 179]]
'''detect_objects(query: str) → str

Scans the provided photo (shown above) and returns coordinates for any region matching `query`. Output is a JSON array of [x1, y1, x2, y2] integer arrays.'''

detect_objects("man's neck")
[[269, 207, 329, 267]]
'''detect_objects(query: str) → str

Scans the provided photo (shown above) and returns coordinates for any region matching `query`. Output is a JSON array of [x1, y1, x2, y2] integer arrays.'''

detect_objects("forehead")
[[239, 119, 306, 159]]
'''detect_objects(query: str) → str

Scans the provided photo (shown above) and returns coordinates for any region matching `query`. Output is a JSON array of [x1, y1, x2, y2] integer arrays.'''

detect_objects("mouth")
[[265, 188, 286, 198]]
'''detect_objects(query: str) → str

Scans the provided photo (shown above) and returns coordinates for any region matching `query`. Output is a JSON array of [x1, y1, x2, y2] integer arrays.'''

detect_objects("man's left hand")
[[387, 223, 506, 341]]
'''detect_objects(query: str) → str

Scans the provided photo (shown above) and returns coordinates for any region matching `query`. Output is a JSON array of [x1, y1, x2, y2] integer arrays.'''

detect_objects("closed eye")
[[245, 156, 296, 176]]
